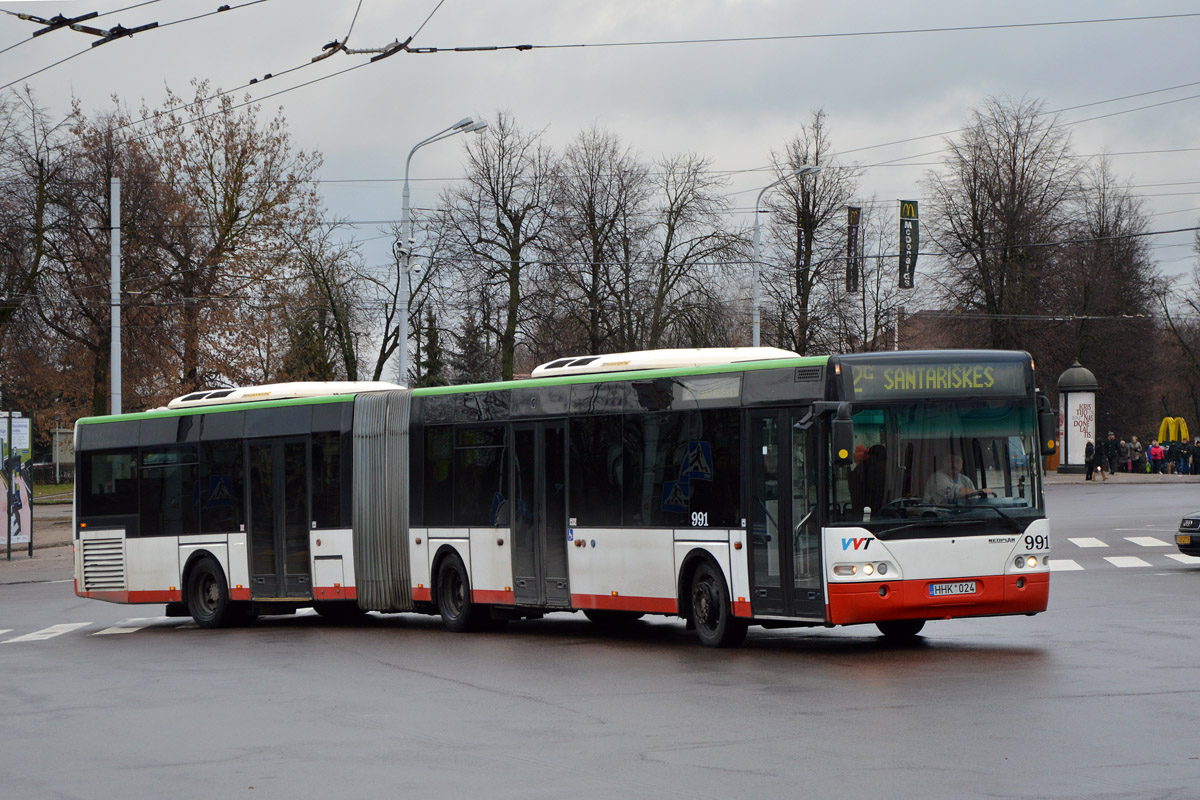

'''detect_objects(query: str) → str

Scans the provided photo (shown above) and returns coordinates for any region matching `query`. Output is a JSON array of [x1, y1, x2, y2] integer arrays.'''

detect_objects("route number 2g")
[[1024, 534, 1048, 551], [691, 512, 709, 528]]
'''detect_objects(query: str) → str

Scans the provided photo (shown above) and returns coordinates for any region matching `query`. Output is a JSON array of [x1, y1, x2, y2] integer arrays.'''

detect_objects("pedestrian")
[[1103, 432, 1119, 476], [1150, 439, 1165, 474], [1119, 438, 1131, 472], [1166, 440, 1179, 475], [1130, 435, 1145, 473], [1085, 439, 1101, 481]]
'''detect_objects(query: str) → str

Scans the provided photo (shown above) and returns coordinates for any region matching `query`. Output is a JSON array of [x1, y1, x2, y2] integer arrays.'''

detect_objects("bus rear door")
[[510, 421, 570, 608], [247, 437, 312, 599]]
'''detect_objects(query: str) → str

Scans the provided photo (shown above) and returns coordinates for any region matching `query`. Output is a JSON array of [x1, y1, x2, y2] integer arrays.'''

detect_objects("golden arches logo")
[[900, 201, 918, 219]]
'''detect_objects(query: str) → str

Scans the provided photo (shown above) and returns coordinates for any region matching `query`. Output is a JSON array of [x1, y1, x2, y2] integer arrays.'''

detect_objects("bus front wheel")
[[690, 561, 747, 648], [186, 556, 234, 629], [876, 619, 926, 639]]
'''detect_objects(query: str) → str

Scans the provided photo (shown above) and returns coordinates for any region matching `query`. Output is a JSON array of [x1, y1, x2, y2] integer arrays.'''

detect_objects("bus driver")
[[924, 453, 986, 504]]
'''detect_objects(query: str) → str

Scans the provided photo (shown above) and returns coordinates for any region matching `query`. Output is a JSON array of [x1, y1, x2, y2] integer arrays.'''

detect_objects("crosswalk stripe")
[[1049, 559, 1084, 571], [1104, 556, 1152, 568], [1068, 537, 1109, 548], [1166, 553, 1200, 564], [1125, 536, 1172, 547], [0, 629, 11, 637], [3, 623, 92, 643], [93, 617, 168, 636]]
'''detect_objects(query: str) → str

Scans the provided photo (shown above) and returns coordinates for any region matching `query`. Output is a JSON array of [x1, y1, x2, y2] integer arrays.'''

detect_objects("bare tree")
[[143, 80, 324, 391], [923, 95, 1081, 350], [761, 110, 862, 355], [437, 112, 556, 380], [546, 125, 650, 353], [632, 152, 735, 350]]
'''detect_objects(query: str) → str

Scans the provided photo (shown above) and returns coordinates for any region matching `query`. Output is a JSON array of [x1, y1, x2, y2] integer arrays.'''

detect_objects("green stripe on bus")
[[412, 356, 830, 397], [76, 355, 830, 424], [76, 393, 355, 425]]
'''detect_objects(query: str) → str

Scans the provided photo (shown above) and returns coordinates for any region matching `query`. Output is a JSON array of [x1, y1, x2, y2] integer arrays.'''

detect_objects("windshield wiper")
[[875, 517, 980, 536], [973, 503, 1026, 533]]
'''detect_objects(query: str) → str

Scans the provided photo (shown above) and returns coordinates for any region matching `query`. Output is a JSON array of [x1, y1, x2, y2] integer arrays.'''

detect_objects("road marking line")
[[1068, 537, 1109, 548], [1166, 553, 1200, 565], [93, 616, 173, 635], [1049, 559, 1084, 571], [1104, 556, 1152, 568], [0, 629, 11, 637], [1125, 536, 1172, 547], [3, 623, 92, 643]]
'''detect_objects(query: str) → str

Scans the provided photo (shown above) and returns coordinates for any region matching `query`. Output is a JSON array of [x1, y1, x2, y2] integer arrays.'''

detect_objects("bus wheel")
[[876, 619, 926, 639], [690, 561, 747, 648], [186, 556, 234, 629], [436, 555, 482, 632]]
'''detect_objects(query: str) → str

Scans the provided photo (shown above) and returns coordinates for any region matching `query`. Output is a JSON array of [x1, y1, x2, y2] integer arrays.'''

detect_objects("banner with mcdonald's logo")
[[899, 200, 919, 289]]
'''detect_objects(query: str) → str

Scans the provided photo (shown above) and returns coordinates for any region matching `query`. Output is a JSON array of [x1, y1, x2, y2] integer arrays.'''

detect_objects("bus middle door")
[[510, 421, 570, 608], [247, 437, 312, 599]]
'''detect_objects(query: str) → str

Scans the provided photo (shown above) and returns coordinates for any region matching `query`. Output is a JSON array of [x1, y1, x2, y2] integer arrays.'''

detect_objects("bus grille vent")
[[82, 537, 126, 592], [794, 366, 824, 383]]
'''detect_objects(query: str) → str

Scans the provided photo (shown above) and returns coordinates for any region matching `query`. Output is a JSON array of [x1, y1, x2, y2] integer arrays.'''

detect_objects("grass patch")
[[33, 483, 73, 503]]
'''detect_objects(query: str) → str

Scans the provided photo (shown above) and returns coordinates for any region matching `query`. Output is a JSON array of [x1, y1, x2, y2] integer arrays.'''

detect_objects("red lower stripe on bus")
[[472, 589, 515, 605], [412, 587, 432, 603], [826, 572, 1049, 625], [79, 589, 183, 604], [733, 600, 753, 618], [313, 586, 358, 601], [570, 593, 677, 614]]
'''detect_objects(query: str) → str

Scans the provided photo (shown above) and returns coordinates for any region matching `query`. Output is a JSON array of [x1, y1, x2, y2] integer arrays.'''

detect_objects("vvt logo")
[[841, 537, 873, 551]]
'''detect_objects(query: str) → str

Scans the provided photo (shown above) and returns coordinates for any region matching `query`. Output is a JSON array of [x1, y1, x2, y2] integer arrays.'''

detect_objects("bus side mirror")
[[1037, 394, 1057, 457], [832, 404, 855, 466]]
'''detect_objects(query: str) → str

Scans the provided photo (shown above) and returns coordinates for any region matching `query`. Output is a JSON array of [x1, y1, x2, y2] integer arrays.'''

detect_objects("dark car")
[[1176, 512, 1200, 557]]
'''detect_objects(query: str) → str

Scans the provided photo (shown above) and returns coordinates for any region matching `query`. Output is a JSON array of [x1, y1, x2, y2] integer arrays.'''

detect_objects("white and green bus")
[[74, 347, 1056, 646]]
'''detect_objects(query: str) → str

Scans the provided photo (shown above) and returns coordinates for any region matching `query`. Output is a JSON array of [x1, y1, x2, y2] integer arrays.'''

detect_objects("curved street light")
[[751, 163, 822, 348], [396, 117, 488, 386]]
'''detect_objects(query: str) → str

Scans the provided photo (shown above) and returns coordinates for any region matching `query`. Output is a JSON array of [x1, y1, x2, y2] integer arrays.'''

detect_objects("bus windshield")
[[831, 398, 1043, 534]]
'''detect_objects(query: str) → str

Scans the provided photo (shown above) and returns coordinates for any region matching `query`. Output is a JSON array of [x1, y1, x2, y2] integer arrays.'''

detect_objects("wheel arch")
[[430, 542, 471, 606], [677, 546, 731, 621], [181, 548, 227, 591]]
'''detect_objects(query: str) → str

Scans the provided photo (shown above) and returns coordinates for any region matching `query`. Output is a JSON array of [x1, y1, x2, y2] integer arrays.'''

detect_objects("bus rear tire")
[[690, 561, 747, 648], [876, 619, 926, 639], [186, 556, 234, 629], [436, 555, 485, 632]]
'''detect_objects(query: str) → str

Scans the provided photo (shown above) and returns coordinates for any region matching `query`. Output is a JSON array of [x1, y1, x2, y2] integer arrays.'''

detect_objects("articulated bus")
[[73, 348, 1057, 647]]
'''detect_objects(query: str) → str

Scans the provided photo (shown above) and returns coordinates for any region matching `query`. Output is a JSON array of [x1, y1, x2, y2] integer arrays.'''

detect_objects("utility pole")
[[110, 177, 121, 414]]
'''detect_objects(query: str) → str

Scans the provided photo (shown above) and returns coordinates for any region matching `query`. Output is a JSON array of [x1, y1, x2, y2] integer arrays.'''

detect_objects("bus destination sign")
[[848, 361, 1027, 399]]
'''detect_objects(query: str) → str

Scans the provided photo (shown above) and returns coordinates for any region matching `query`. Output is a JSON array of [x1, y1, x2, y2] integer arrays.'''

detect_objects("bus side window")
[[569, 416, 623, 527], [311, 433, 341, 529], [81, 449, 139, 518], [201, 440, 244, 534], [423, 427, 454, 527]]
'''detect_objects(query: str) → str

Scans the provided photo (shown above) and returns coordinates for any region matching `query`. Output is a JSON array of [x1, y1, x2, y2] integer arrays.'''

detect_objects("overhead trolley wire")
[[399, 12, 1200, 54]]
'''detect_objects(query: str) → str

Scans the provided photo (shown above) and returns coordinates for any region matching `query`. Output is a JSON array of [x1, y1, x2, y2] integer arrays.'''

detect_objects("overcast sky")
[[3, 0, 1198, 285]]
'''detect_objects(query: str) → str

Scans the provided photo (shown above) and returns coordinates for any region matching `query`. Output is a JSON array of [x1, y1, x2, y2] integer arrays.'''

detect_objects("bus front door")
[[511, 421, 570, 608], [247, 438, 312, 599], [748, 410, 824, 619]]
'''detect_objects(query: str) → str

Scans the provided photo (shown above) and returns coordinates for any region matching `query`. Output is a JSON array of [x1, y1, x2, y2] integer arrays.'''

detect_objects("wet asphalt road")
[[3, 482, 1200, 799]]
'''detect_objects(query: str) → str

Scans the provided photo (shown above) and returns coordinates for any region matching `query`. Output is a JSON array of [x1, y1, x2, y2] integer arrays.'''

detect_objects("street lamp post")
[[396, 117, 488, 386], [751, 164, 822, 348]]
